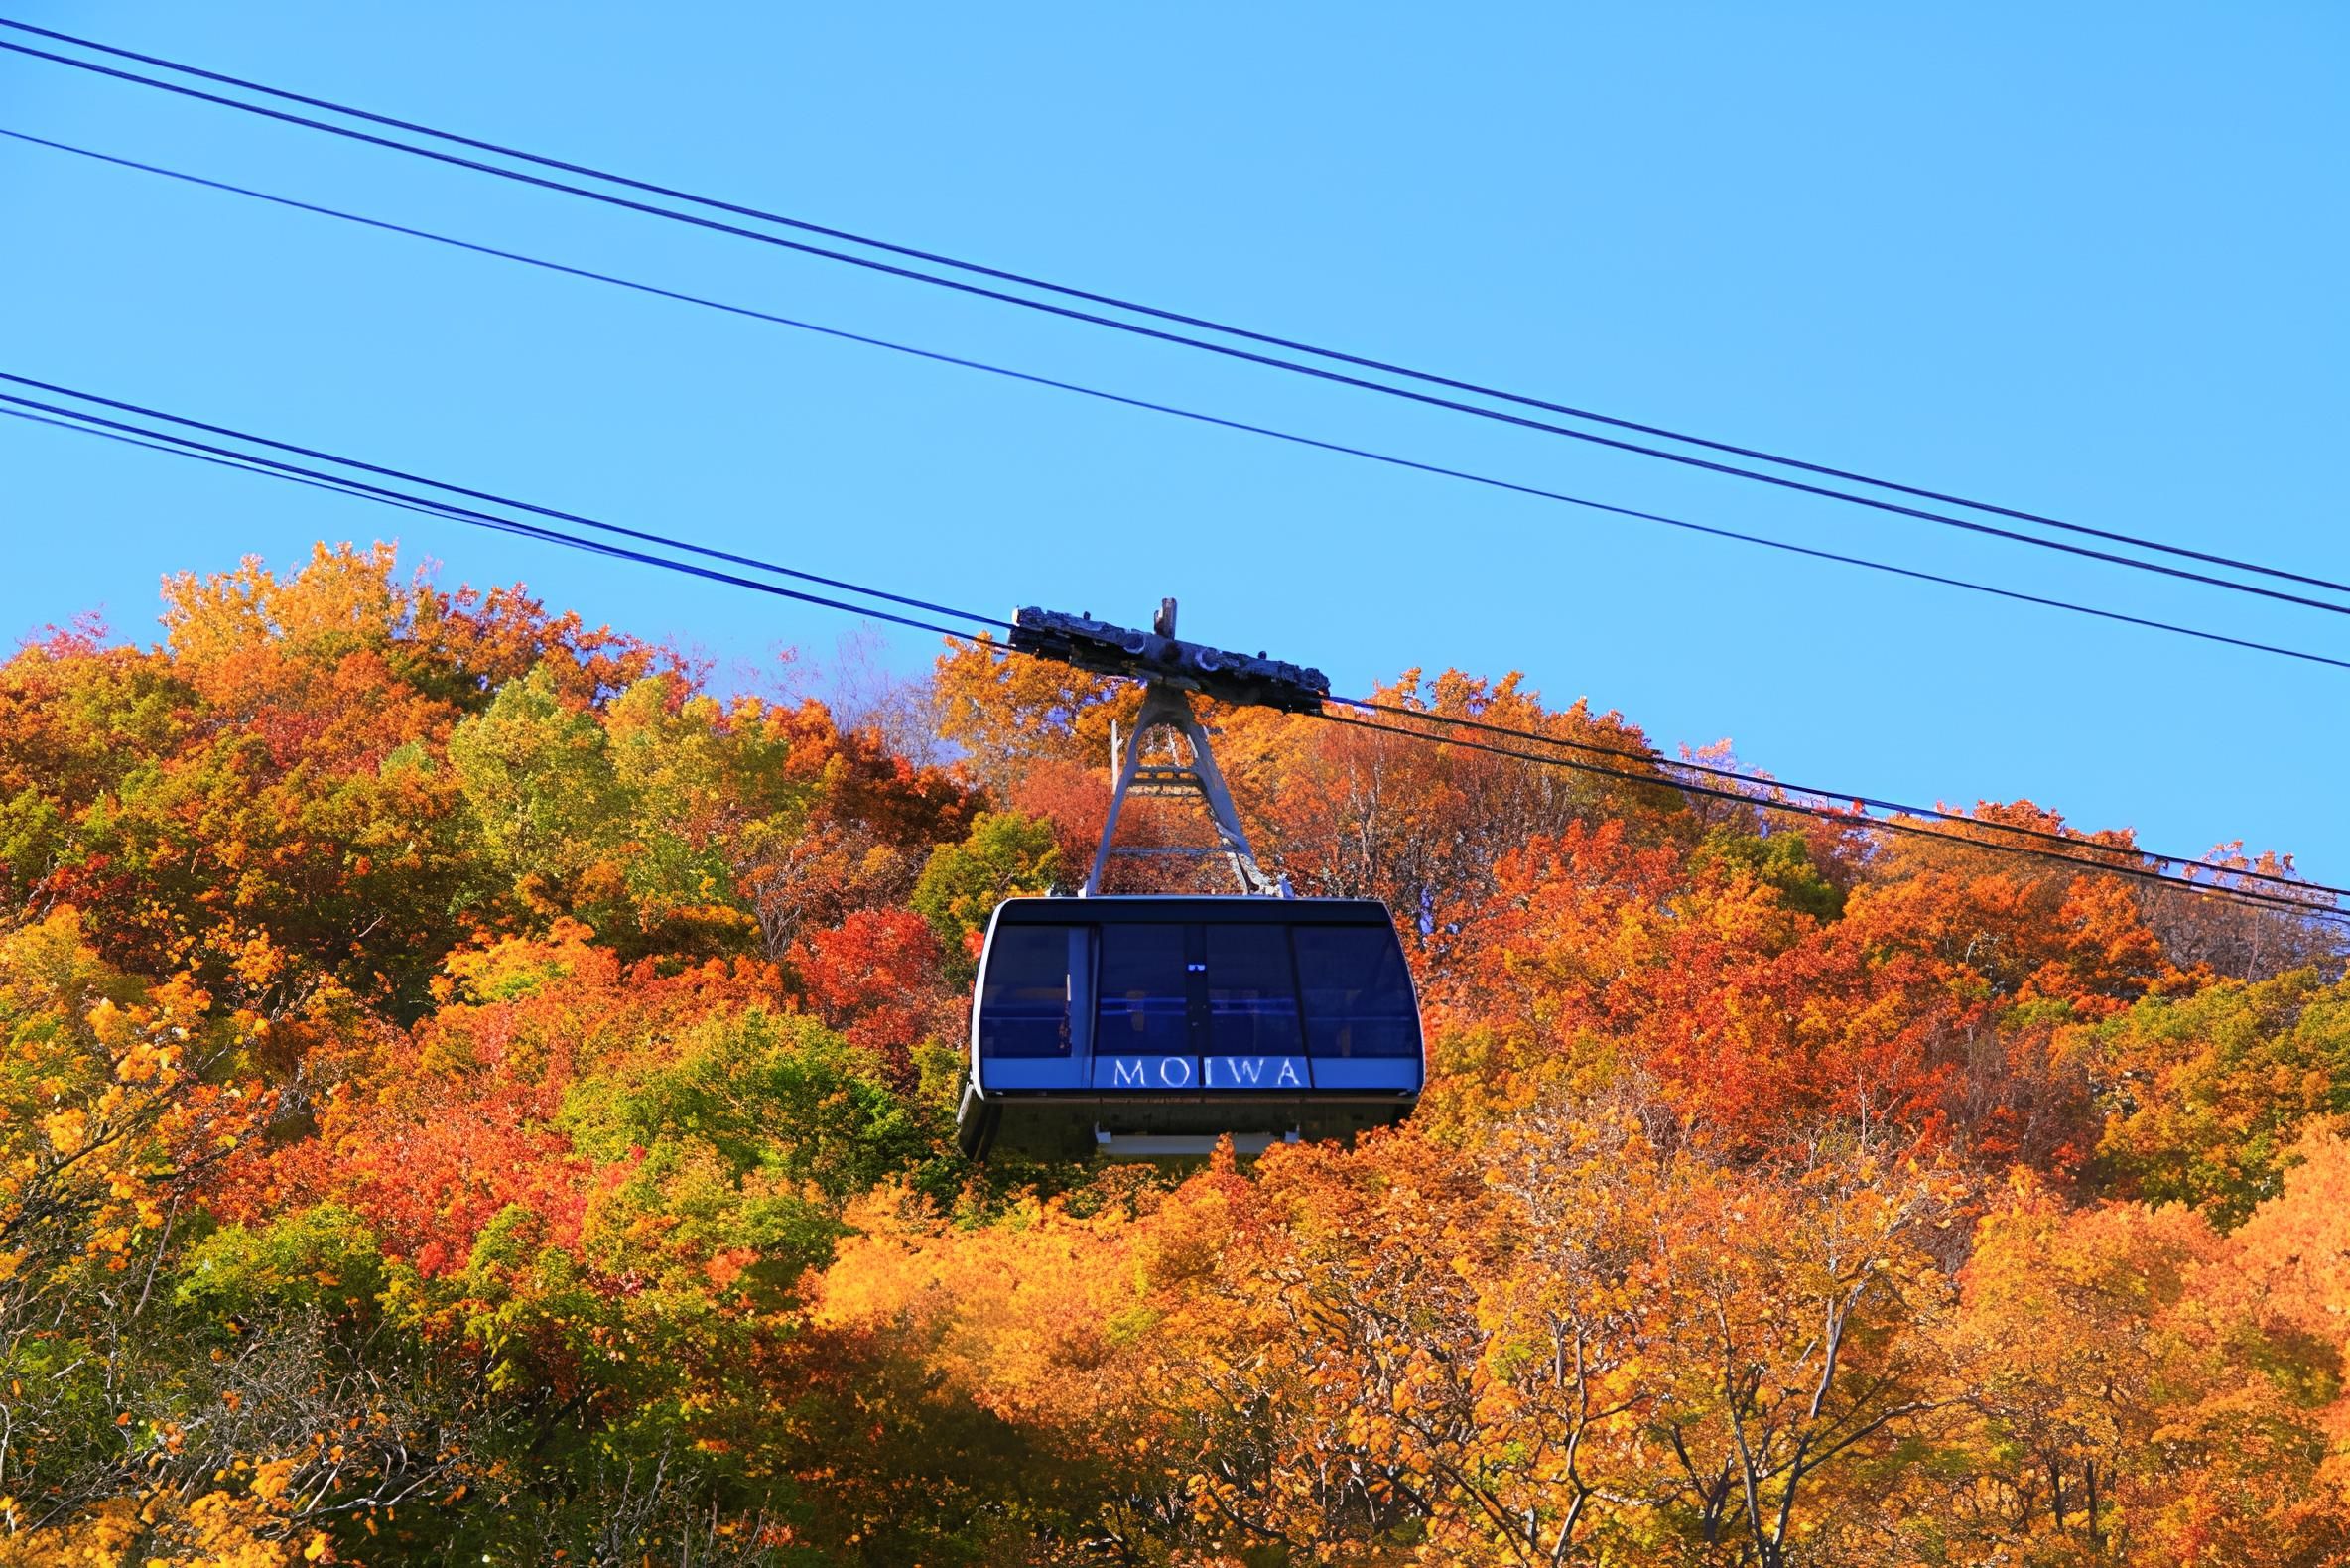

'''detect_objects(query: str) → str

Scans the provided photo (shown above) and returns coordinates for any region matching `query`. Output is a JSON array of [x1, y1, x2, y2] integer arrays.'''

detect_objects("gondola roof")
[[989, 896, 1397, 925]]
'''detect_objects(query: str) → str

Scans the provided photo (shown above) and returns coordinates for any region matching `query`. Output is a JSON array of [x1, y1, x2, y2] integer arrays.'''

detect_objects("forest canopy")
[[1, 542, 2345, 1566]]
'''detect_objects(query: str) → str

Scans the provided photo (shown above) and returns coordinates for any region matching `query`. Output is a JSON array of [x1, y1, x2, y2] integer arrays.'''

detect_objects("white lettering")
[[1111, 1059, 1146, 1088], [1202, 1056, 1315, 1090], [1157, 1057, 1194, 1088]]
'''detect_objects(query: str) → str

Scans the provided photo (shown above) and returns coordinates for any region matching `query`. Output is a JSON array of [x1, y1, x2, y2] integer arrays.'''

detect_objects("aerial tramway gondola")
[[957, 602, 1424, 1160]]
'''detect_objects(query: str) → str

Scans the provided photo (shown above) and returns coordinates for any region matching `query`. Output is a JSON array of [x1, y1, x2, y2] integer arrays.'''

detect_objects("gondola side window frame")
[[1202, 921, 1308, 1059], [1094, 922, 1194, 1057], [977, 923, 1094, 1060], [1294, 924, 1421, 1060]]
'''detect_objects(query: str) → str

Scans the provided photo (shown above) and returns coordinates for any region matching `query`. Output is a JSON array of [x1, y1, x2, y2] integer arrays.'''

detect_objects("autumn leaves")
[[2, 541, 2347, 1563]]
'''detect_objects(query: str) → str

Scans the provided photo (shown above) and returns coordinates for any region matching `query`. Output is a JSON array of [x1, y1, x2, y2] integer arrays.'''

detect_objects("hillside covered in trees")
[[3, 542, 2347, 1566]]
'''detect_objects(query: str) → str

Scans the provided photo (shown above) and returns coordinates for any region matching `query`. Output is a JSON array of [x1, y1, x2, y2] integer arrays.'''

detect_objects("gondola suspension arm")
[[1010, 597, 1325, 899], [1089, 678, 1283, 896]]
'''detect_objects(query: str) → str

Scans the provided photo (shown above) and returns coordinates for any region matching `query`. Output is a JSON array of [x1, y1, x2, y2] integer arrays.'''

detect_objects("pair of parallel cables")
[[4, 374, 2340, 927]]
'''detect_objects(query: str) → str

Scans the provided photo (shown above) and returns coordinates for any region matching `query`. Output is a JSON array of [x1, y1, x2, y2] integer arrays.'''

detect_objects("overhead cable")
[[1313, 711, 2347, 923], [0, 368, 1007, 635], [3, 135, 2345, 676], [1323, 695, 2346, 903], [3, 384, 2335, 927], [0, 392, 996, 643], [0, 403, 509, 527], [3, 26, 2345, 610]]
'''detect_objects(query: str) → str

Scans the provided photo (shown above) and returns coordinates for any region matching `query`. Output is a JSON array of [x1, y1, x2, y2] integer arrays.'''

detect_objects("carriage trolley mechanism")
[[956, 599, 1425, 1162]]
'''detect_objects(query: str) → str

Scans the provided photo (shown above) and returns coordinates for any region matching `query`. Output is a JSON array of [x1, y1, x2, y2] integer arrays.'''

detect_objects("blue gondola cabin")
[[956, 895, 1424, 1160]]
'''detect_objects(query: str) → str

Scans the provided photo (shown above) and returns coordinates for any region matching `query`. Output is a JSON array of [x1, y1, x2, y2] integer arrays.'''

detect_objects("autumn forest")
[[4, 541, 2348, 1567]]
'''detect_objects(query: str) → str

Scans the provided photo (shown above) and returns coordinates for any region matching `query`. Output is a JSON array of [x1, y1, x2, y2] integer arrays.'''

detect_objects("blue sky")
[[2, 3, 2343, 882]]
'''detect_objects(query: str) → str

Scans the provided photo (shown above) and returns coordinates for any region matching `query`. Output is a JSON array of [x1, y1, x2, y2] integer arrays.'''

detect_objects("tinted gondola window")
[[1205, 924, 1304, 1057], [1295, 926, 1418, 1058], [979, 924, 1084, 1058], [1096, 923, 1190, 1054]]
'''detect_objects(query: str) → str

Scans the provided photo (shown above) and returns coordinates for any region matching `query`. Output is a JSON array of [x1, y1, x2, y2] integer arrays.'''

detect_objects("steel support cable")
[[5, 137, 2347, 677], [0, 366, 1006, 635], [0, 393, 992, 643], [35, 407, 825, 587], [1322, 694, 2347, 902], [1312, 711, 2348, 924], [3, 17, 2343, 604], [5, 390, 2333, 925], [1, 404, 1038, 669], [0, 403, 527, 528], [0, 405, 909, 622], [2, 36, 2345, 611]]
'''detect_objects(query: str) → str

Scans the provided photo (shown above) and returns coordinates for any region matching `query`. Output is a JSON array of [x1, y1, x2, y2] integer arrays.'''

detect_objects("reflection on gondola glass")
[[1098, 923, 1190, 1054], [1295, 926, 1419, 1058], [1206, 924, 1304, 1057], [977, 924, 1082, 1057]]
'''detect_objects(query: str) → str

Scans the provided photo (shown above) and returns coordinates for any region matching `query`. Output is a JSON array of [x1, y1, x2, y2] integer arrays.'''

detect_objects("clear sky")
[[2, 3, 2343, 883]]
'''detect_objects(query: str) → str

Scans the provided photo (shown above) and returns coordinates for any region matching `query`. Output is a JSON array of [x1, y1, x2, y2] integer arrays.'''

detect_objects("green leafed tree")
[[2094, 968, 2350, 1226], [910, 810, 1064, 972]]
